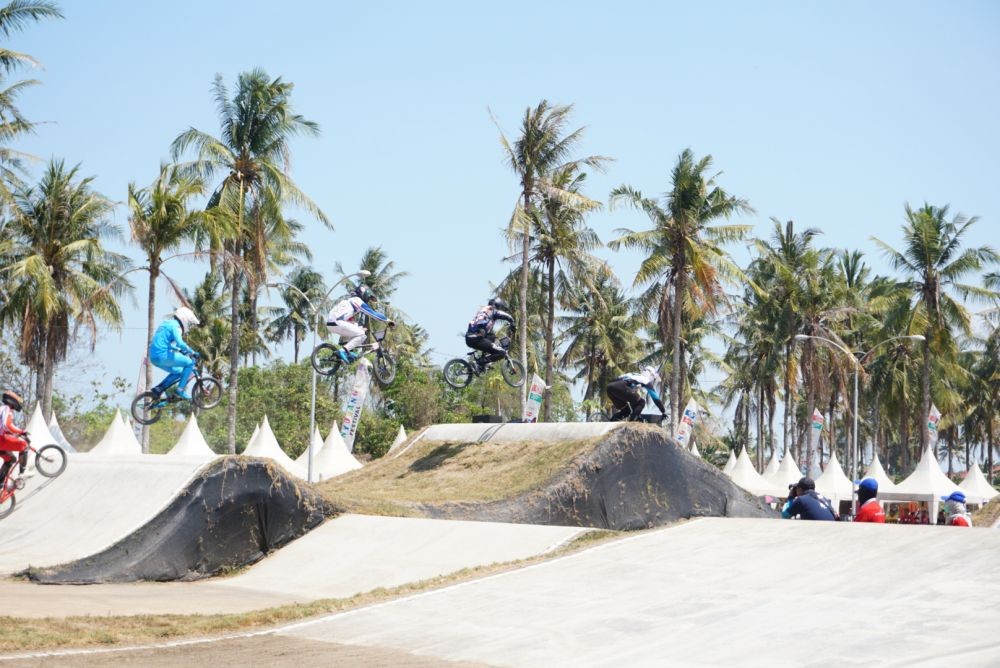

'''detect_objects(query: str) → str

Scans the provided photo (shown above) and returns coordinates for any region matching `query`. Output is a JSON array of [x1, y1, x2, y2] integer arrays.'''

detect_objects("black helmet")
[[2, 390, 23, 411], [488, 297, 509, 312], [353, 284, 375, 304]]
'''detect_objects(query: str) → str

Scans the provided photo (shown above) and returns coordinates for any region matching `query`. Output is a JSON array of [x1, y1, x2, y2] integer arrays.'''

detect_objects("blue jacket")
[[782, 491, 838, 521], [149, 318, 194, 360]]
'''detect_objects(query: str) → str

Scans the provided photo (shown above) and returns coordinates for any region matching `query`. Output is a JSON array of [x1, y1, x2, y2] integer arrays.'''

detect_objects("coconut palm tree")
[[0, 1, 62, 203], [0, 159, 130, 419], [171, 68, 329, 452], [266, 265, 325, 363], [872, 204, 999, 451], [559, 272, 645, 418], [128, 164, 205, 449], [506, 165, 604, 419], [609, 149, 752, 433], [494, 100, 608, 410]]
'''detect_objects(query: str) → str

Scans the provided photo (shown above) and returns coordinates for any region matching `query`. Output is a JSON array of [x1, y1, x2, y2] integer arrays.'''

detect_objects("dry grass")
[[318, 437, 600, 514], [972, 496, 1000, 527], [0, 527, 622, 654]]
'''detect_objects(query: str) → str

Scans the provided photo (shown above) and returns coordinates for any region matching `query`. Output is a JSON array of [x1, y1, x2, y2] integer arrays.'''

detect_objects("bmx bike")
[[311, 326, 397, 386], [442, 335, 526, 390], [130, 358, 223, 426], [0, 435, 68, 519]]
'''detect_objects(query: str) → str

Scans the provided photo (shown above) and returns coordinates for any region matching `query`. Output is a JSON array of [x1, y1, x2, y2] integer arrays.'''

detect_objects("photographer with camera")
[[781, 476, 838, 521]]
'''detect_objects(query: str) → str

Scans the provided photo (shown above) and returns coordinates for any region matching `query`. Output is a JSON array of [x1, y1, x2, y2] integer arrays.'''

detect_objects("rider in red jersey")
[[0, 390, 28, 484]]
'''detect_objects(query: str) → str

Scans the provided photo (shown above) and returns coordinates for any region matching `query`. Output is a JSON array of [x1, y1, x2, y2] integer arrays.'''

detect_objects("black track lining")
[[26, 457, 338, 584]]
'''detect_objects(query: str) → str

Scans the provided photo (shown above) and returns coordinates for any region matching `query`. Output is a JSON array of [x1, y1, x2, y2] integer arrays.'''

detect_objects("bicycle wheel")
[[0, 491, 14, 519], [35, 444, 67, 478], [443, 358, 473, 389], [193, 377, 223, 409], [311, 343, 342, 377], [131, 391, 164, 426], [501, 358, 526, 388], [586, 410, 611, 422], [373, 351, 397, 385]]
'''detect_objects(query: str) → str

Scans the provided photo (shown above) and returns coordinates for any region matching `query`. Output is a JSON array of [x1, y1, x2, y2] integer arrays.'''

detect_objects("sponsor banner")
[[927, 404, 941, 445], [674, 398, 699, 446], [340, 358, 372, 452], [522, 374, 545, 423], [808, 408, 826, 478]]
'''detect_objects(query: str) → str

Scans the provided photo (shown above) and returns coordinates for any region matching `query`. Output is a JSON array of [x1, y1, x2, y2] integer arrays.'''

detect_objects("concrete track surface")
[[0, 455, 209, 574], [5, 518, 998, 666], [1, 514, 586, 617], [277, 518, 1000, 667]]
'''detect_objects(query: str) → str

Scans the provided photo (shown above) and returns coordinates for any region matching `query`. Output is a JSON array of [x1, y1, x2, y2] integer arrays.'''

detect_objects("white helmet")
[[643, 366, 661, 385], [174, 306, 200, 330]]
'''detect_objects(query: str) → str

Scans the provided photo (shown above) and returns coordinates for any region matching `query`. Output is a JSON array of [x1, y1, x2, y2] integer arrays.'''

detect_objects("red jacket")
[[855, 498, 885, 523]]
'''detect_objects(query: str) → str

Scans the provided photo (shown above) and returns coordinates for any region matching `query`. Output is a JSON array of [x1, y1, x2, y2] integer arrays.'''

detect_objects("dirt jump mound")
[[26, 457, 337, 584], [322, 423, 774, 530]]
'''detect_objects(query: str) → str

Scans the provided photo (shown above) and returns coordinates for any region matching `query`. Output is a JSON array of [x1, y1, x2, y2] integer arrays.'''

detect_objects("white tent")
[[959, 464, 998, 506], [48, 413, 76, 452], [861, 453, 897, 493], [765, 449, 803, 496], [721, 450, 736, 475], [295, 427, 324, 467], [25, 404, 58, 447], [242, 415, 306, 479], [312, 421, 362, 480], [89, 409, 142, 455], [726, 448, 773, 497], [880, 444, 962, 524], [245, 423, 260, 453], [763, 452, 781, 477], [815, 451, 853, 507], [166, 415, 216, 459]]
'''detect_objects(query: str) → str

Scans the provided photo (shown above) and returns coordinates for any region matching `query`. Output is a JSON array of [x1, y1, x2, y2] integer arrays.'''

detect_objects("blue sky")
[[13, 0, 1000, 401]]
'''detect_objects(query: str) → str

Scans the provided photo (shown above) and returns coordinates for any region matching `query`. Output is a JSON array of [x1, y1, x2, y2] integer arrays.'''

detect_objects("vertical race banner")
[[673, 398, 699, 447], [340, 358, 372, 452], [927, 404, 941, 446], [522, 374, 545, 423], [808, 408, 825, 477]]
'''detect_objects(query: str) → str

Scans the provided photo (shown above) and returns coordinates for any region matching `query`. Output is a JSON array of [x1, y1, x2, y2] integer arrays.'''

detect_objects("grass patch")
[[972, 496, 1000, 527], [0, 526, 627, 654], [318, 437, 601, 514]]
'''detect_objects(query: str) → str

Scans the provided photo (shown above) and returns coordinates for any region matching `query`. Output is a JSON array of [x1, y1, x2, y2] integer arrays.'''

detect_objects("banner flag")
[[522, 374, 545, 423], [927, 404, 941, 445], [674, 398, 699, 446], [807, 408, 825, 478], [340, 358, 372, 452]]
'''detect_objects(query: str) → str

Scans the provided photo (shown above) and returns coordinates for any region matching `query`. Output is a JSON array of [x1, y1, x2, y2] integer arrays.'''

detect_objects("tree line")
[[0, 3, 997, 479]]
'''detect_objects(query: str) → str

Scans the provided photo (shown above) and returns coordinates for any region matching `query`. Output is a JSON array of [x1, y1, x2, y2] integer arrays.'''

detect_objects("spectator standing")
[[854, 478, 885, 523]]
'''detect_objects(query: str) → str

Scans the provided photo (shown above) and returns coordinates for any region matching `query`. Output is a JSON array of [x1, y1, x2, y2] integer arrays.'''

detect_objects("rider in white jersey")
[[325, 285, 394, 363]]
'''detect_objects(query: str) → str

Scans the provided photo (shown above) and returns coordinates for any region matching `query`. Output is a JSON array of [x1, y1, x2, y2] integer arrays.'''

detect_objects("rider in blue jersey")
[[148, 306, 200, 400]]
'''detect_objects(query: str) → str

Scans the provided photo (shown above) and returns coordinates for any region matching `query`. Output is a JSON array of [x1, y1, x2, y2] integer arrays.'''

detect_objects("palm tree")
[[0, 1, 63, 203], [873, 204, 999, 451], [266, 265, 325, 363], [559, 272, 645, 418], [494, 100, 608, 411], [336, 246, 409, 306], [171, 69, 329, 453], [128, 164, 204, 449], [0, 159, 130, 418], [610, 149, 752, 433], [507, 165, 604, 419]]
